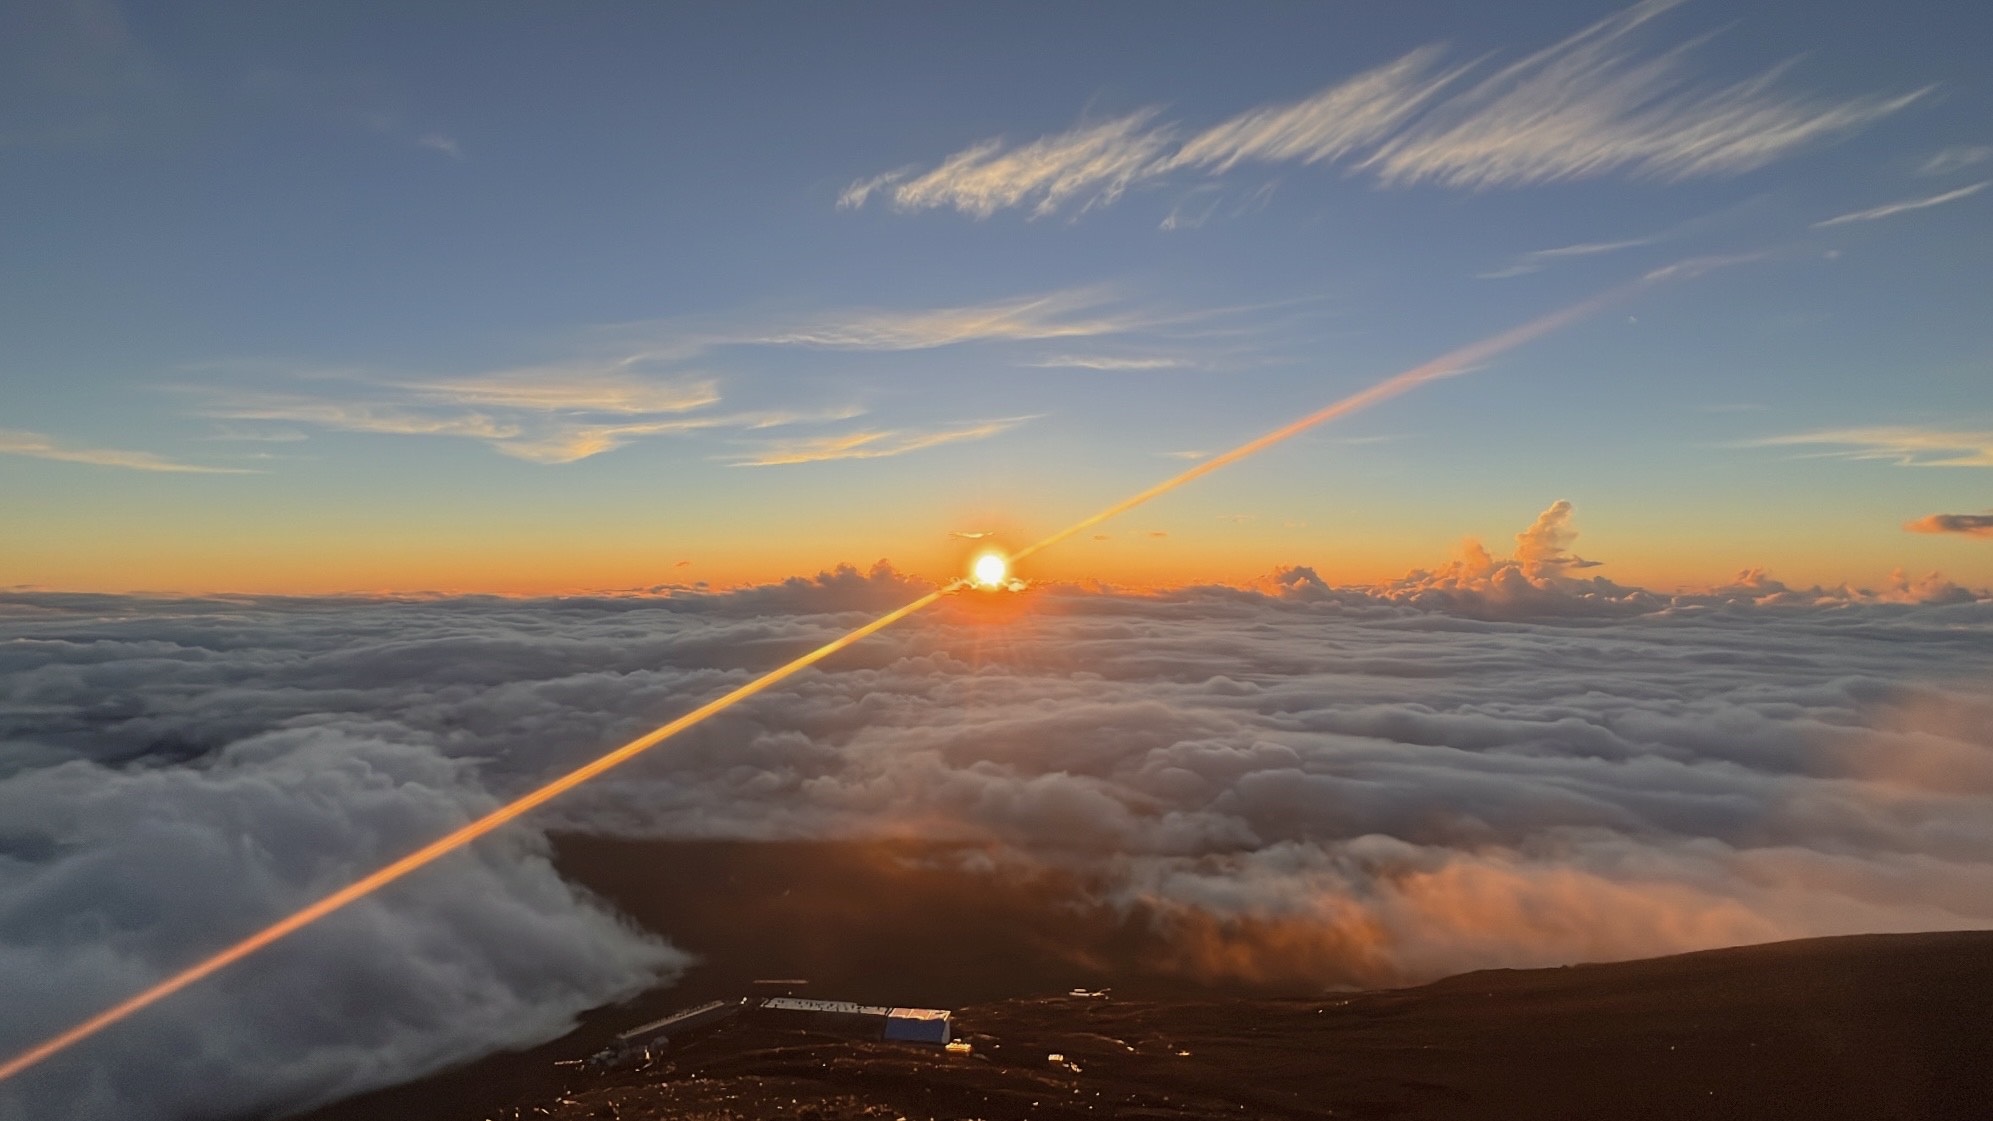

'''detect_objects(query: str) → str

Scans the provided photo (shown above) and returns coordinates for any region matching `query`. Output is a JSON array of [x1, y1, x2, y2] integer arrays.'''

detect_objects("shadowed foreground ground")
[[297, 839, 1993, 1121]]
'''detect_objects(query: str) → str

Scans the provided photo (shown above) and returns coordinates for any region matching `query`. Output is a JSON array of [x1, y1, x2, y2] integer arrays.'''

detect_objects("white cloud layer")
[[0, 728, 681, 1121], [842, 0, 1924, 219], [3, 504, 1988, 1119]]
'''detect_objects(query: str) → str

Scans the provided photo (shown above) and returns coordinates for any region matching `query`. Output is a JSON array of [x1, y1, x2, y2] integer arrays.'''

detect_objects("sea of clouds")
[[3, 503, 1989, 1120]]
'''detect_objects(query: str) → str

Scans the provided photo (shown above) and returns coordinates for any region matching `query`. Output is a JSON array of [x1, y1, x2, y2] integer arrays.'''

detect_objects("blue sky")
[[3, 0, 1990, 592]]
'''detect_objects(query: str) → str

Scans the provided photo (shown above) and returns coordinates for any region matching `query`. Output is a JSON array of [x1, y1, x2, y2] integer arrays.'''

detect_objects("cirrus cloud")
[[1919, 144, 1993, 177], [1813, 180, 1989, 227], [841, 0, 1925, 220], [724, 416, 1034, 466], [183, 287, 1176, 465], [1747, 426, 1993, 468]]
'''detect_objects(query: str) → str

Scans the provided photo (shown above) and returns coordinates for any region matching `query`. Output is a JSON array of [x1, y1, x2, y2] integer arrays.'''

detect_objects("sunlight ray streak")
[[1, 262, 1691, 1083]]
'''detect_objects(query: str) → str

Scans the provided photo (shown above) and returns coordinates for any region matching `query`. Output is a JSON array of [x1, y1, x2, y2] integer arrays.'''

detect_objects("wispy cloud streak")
[[1813, 181, 1989, 227], [842, 0, 1924, 219], [873, 111, 1177, 219], [0, 430, 254, 474], [196, 366, 860, 465], [1532, 235, 1663, 259], [184, 287, 1165, 464], [1479, 232, 1663, 278], [203, 387, 853, 466], [727, 417, 1032, 466], [1750, 426, 1993, 468], [1022, 355, 1184, 371], [843, 49, 1457, 219], [584, 287, 1161, 359], [1161, 47, 1465, 176], [415, 133, 462, 159], [396, 370, 721, 415], [200, 285, 1133, 464], [745, 288, 1151, 350], [1359, 1, 1924, 188], [1918, 145, 1992, 177]]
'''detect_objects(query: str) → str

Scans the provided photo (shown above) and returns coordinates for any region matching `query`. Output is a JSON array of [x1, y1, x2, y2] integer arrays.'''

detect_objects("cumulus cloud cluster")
[[841, 0, 1924, 218], [3, 506, 1989, 1119]]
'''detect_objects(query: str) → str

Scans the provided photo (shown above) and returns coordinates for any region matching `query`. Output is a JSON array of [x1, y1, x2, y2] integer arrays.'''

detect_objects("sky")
[[4, 6, 1992, 1110], [3, 0, 1992, 594]]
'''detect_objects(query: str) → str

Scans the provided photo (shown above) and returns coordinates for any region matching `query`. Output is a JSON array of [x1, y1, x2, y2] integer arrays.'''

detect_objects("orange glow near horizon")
[[1, 280, 1657, 1085]]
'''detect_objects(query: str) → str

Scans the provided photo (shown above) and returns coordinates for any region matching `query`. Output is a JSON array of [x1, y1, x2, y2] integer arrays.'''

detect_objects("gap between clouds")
[[840, 0, 1926, 220]]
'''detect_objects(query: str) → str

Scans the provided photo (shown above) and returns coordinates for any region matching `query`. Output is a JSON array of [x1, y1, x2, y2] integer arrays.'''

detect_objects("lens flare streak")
[[1, 264, 1701, 1083]]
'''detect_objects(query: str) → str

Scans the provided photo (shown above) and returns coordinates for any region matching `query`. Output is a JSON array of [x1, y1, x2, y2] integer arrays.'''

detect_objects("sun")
[[971, 552, 1009, 589]]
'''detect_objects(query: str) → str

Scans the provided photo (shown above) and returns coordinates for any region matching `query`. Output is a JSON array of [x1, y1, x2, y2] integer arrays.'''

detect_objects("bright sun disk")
[[972, 552, 1009, 588]]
